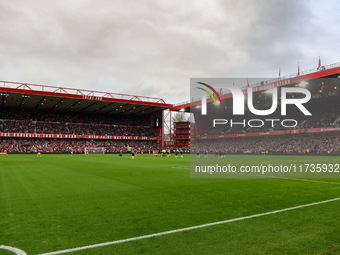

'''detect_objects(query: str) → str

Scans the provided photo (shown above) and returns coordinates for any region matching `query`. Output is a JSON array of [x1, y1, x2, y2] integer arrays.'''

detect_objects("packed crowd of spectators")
[[0, 138, 161, 154], [300, 106, 340, 129], [0, 107, 156, 137], [199, 103, 340, 137], [0, 107, 147, 125], [192, 136, 340, 154]]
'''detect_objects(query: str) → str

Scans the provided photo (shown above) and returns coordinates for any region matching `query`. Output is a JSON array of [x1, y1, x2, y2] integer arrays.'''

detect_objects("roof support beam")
[[79, 101, 99, 112], [94, 102, 115, 113], [35, 96, 46, 108], [50, 97, 65, 110], [65, 100, 82, 111]]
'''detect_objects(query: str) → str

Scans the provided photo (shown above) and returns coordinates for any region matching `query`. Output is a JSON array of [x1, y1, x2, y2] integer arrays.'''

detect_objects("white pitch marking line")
[[171, 166, 190, 169], [245, 173, 340, 185], [280, 178, 340, 185], [0, 245, 28, 255], [38, 197, 340, 255]]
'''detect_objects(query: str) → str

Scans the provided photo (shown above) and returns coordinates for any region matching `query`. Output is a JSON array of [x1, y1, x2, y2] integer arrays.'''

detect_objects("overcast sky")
[[0, 0, 339, 104]]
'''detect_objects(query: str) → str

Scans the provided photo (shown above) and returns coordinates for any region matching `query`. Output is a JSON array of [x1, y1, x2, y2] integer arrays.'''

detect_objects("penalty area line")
[[38, 197, 340, 255]]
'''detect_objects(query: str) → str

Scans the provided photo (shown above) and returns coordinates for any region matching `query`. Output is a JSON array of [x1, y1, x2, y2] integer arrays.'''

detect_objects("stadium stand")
[[1, 63, 340, 155], [0, 108, 156, 136], [198, 98, 340, 137], [0, 107, 163, 153], [0, 138, 160, 154], [192, 136, 339, 155], [170, 64, 340, 155], [0, 80, 172, 154]]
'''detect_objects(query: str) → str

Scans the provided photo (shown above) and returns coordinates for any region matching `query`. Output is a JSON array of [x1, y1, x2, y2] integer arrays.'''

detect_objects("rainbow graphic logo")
[[196, 82, 223, 106]]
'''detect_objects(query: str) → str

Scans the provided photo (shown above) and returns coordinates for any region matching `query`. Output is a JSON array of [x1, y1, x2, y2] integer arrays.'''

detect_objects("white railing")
[[0, 80, 168, 104]]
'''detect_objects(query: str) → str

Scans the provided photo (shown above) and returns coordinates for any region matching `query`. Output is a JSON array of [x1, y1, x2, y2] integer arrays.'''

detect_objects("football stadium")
[[1, 61, 340, 255]]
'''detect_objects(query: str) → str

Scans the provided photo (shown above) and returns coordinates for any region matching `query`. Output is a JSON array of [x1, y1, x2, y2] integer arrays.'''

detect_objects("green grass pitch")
[[1, 154, 340, 255]]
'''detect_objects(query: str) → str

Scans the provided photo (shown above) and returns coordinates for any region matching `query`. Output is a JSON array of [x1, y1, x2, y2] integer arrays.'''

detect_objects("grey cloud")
[[0, 0, 339, 103]]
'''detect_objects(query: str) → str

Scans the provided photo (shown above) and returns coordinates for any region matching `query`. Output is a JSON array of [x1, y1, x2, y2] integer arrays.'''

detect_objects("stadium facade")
[[172, 62, 340, 155], [0, 81, 172, 153], [0, 61, 340, 154]]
